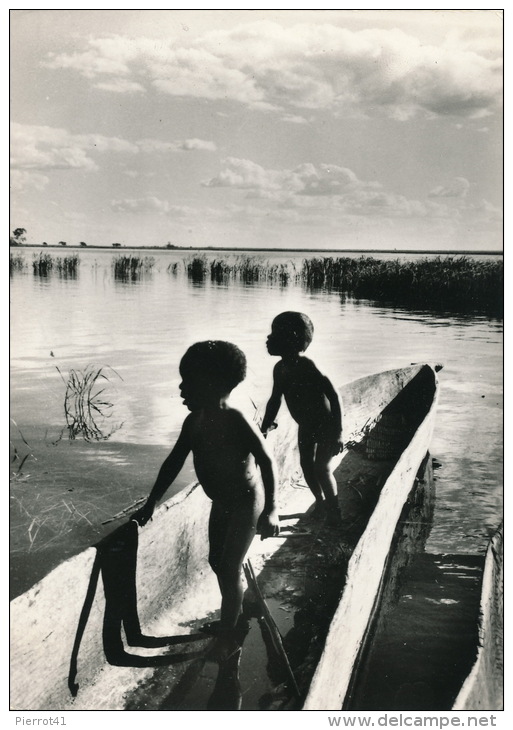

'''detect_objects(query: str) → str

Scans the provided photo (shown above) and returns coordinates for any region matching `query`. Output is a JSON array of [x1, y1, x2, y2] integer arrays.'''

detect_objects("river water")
[[9, 247, 503, 599]]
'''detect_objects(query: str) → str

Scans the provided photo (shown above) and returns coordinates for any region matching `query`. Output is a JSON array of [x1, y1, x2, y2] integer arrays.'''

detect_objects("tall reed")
[[183, 255, 299, 286], [113, 255, 155, 281], [55, 254, 80, 278], [10, 253, 26, 274], [31, 253, 80, 278], [32, 253, 54, 276], [300, 255, 503, 315]]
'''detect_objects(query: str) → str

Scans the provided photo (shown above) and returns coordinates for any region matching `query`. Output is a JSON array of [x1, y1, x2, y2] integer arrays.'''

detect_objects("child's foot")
[[200, 615, 249, 639], [325, 506, 343, 528], [309, 501, 326, 520], [206, 634, 243, 664], [200, 620, 223, 636]]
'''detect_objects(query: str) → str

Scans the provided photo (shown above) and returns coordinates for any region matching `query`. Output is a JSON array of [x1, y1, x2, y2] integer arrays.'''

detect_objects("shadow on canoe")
[[68, 521, 210, 696]]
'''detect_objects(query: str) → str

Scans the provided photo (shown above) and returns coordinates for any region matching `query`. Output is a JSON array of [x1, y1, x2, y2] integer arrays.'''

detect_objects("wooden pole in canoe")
[[243, 558, 301, 700]]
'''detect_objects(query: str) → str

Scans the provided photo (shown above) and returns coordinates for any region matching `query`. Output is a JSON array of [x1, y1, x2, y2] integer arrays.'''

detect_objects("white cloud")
[[137, 137, 217, 153], [10, 169, 50, 191], [180, 138, 217, 151], [111, 196, 170, 214], [10, 123, 138, 172], [94, 78, 145, 94], [203, 158, 380, 200], [428, 177, 470, 199], [203, 158, 479, 225], [42, 21, 502, 120], [110, 198, 202, 219]]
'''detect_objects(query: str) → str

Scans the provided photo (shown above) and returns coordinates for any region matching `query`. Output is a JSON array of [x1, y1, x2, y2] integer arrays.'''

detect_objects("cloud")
[[94, 78, 145, 94], [428, 177, 470, 198], [110, 197, 199, 219], [10, 123, 138, 172], [111, 196, 170, 214], [137, 137, 217, 153], [10, 124, 215, 182], [180, 138, 217, 151], [202, 157, 476, 225], [203, 158, 380, 200], [43, 21, 502, 120], [10, 169, 50, 191]]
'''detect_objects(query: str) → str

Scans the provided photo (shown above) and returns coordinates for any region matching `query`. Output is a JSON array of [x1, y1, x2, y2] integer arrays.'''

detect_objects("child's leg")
[[314, 442, 338, 503], [298, 428, 324, 506], [314, 442, 343, 526], [209, 495, 262, 630]]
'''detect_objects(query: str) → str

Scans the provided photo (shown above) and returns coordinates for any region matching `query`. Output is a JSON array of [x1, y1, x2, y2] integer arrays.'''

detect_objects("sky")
[[9, 8, 504, 252]]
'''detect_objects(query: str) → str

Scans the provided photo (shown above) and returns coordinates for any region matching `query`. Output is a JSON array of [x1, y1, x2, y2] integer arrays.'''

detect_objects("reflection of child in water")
[[133, 341, 279, 660], [261, 312, 343, 524]]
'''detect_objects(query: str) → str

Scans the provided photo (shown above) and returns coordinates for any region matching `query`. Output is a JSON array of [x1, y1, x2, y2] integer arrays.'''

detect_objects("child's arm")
[[238, 414, 280, 538], [260, 364, 283, 436], [131, 421, 192, 527], [323, 375, 344, 454]]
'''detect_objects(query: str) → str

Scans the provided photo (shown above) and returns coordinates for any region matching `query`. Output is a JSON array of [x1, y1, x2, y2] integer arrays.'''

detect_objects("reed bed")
[[31, 253, 80, 278], [10, 253, 26, 274], [32, 253, 54, 276], [179, 253, 502, 314], [301, 255, 503, 315], [113, 255, 155, 281], [182, 254, 299, 285]]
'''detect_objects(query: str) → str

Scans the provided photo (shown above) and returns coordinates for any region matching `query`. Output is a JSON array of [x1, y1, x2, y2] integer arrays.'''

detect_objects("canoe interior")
[[451, 525, 503, 711], [10, 363, 439, 711]]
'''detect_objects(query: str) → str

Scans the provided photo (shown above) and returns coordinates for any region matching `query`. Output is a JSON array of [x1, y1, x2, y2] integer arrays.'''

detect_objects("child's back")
[[261, 312, 343, 524], [272, 355, 337, 436]]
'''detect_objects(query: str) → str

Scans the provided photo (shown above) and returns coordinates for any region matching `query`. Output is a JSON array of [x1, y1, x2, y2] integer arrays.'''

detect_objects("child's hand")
[[131, 501, 155, 527], [257, 508, 280, 540], [261, 422, 278, 438], [332, 434, 344, 456]]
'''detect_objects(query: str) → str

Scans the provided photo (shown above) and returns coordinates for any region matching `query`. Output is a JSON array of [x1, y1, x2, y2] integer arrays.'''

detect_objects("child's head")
[[179, 340, 247, 410], [266, 311, 314, 356]]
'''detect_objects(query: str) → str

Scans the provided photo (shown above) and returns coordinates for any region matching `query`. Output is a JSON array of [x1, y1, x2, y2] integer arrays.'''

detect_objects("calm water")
[[10, 248, 503, 595]]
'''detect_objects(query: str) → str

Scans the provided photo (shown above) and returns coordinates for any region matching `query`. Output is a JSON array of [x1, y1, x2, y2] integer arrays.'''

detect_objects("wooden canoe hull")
[[10, 363, 440, 711], [451, 525, 503, 711], [303, 365, 440, 709]]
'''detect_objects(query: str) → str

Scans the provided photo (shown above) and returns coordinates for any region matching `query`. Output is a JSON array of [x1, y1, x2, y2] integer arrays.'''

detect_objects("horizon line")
[[10, 244, 503, 255]]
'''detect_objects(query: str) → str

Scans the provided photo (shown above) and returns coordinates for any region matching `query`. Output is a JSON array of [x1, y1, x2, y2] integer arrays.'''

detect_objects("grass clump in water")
[[54, 363, 124, 442], [183, 254, 298, 286], [32, 253, 54, 276], [113, 255, 155, 281], [10, 253, 26, 274], [31, 253, 80, 278], [55, 254, 80, 278]]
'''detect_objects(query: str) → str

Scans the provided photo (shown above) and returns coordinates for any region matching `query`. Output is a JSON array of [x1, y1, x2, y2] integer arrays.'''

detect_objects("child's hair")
[[272, 311, 314, 353], [180, 340, 247, 391]]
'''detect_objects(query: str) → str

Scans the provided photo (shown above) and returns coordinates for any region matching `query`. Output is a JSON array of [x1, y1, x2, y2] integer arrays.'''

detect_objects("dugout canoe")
[[10, 362, 442, 711], [451, 524, 504, 711]]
